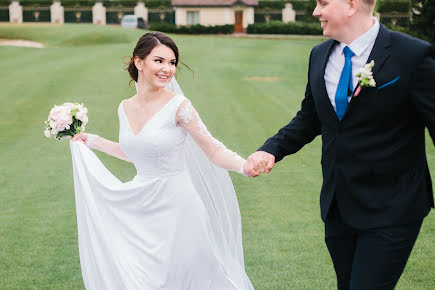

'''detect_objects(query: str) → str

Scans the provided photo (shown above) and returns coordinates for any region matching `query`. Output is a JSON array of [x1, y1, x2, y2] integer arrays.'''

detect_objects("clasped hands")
[[243, 151, 276, 177]]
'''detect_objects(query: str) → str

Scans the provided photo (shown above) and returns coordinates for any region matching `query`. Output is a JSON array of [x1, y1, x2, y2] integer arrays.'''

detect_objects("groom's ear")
[[347, 0, 359, 16]]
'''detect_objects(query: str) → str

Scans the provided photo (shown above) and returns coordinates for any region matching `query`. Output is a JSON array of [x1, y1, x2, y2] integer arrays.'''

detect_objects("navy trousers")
[[325, 201, 422, 290]]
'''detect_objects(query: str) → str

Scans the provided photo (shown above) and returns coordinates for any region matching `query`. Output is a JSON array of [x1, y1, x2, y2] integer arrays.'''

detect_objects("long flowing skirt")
[[70, 142, 253, 289]]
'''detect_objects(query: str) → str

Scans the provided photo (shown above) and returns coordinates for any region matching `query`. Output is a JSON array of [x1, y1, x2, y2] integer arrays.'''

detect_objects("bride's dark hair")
[[125, 32, 188, 86]]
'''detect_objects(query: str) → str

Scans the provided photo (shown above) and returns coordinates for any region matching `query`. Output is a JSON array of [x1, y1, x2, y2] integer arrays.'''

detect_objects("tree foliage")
[[411, 0, 435, 43]]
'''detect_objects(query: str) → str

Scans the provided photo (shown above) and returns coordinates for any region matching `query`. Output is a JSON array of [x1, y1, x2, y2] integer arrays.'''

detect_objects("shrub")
[[257, 0, 315, 11], [61, 0, 98, 7], [377, 0, 411, 13], [290, 0, 315, 11], [247, 21, 322, 35], [144, 0, 171, 8], [149, 23, 234, 34], [411, 0, 434, 44], [15, 0, 172, 8], [19, 0, 54, 6], [258, 0, 286, 9], [103, 0, 138, 8]]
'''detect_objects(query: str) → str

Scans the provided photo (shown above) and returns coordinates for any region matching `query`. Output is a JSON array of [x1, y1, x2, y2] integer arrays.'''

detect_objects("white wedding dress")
[[70, 82, 253, 289]]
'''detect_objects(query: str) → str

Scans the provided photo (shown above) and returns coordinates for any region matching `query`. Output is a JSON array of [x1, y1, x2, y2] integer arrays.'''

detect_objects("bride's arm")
[[176, 99, 246, 175], [72, 133, 132, 163]]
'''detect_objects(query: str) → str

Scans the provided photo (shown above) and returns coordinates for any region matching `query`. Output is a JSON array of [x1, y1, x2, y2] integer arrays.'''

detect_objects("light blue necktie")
[[335, 46, 355, 121]]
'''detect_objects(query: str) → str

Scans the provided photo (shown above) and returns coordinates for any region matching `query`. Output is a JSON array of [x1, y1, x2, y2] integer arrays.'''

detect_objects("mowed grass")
[[0, 24, 433, 289]]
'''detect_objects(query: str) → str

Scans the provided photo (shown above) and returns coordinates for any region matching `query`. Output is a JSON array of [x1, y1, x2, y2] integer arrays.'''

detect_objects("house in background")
[[172, 0, 258, 33]]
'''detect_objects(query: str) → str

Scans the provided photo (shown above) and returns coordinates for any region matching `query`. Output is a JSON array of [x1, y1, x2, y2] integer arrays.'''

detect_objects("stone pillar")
[[9, 1, 22, 23], [282, 3, 295, 23], [51, 1, 64, 24], [92, 2, 106, 25], [244, 7, 254, 28], [232, 5, 253, 29], [134, 1, 148, 22]]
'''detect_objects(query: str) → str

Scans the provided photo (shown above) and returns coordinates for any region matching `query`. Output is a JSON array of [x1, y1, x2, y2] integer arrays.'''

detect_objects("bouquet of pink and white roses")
[[44, 102, 88, 140]]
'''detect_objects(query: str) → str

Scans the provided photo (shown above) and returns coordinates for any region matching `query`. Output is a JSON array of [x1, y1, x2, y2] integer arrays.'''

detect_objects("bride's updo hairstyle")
[[126, 32, 180, 84]]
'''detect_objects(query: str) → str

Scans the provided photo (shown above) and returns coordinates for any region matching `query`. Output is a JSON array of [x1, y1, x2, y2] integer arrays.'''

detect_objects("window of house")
[[187, 11, 199, 25]]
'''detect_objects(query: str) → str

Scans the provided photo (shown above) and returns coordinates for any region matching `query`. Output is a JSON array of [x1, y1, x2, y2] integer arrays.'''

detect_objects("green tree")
[[411, 0, 435, 43]]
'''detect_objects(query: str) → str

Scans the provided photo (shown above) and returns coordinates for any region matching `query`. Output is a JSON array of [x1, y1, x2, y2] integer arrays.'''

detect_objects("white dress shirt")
[[324, 17, 380, 112]]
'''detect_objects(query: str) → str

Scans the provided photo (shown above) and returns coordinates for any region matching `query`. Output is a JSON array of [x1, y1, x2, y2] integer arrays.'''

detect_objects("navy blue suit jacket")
[[259, 25, 435, 229]]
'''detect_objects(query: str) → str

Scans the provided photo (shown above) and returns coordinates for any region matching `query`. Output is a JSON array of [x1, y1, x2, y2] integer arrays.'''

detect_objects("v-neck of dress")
[[121, 95, 178, 137]]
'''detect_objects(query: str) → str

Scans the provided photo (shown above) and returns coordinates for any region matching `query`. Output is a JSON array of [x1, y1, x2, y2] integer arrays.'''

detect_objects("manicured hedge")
[[144, 0, 171, 8], [149, 23, 234, 34], [103, 0, 138, 7], [19, 0, 98, 7], [14, 0, 171, 8], [19, 0, 53, 6], [258, 0, 286, 9], [257, 0, 316, 11], [61, 0, 98, 7], [290, 0, 316, 11], [377, 0, 411, 13], [247, 21, 322, 35]]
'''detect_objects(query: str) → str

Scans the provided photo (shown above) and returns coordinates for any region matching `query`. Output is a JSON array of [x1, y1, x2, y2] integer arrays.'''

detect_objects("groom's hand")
[[244, 151, 275, 177]]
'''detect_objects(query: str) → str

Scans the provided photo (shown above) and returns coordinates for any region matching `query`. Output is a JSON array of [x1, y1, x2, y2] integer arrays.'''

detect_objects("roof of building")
[[172, 0, 259, 7]]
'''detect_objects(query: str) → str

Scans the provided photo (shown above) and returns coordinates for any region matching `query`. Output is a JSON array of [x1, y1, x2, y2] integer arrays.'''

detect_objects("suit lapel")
[[341, 25, 392, 121], [366, 24, 392, 76], [319, 39, 340, 121]]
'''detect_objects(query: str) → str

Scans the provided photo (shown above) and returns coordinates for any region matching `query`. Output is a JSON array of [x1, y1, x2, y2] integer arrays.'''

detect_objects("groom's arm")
[[409, 42, 435, 144]]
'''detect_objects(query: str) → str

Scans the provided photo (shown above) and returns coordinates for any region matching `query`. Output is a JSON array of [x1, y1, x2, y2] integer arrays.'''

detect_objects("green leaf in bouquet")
[[70, 108, 79, 116]]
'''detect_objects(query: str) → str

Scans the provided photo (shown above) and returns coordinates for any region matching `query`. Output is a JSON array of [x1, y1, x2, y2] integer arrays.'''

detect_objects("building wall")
[[175, 6, 254, 28]]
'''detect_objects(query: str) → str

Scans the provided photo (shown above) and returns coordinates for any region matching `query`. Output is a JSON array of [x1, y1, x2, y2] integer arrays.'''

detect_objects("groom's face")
[[313, 0, 350, 42]]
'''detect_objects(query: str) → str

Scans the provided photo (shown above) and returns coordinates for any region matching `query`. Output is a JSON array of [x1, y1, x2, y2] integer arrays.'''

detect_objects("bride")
[[70, 32, 254, 289]]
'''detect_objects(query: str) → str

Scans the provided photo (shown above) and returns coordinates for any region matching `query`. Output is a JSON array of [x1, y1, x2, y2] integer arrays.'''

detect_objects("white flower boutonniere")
[[354, 60, 376, 97]]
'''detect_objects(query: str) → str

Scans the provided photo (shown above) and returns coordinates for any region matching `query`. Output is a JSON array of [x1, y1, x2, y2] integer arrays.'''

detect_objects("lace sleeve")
[[85, 134, 131, 163], [176, 99, 246, 175]]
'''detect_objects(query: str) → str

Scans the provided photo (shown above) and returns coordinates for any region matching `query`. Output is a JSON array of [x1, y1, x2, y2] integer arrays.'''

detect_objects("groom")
[[244, 0, 434, 289]]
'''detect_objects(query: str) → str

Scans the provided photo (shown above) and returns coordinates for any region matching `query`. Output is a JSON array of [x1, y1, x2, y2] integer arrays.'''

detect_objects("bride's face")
[[137, 44, 177, 89]]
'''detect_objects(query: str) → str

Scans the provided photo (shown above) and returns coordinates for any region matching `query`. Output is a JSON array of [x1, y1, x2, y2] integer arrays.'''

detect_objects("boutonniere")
[[353, 60, 376, 97]]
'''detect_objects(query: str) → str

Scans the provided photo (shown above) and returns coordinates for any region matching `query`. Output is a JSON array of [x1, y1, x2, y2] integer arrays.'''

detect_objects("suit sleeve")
[[258, 50, 322, 162], [409, 43, 435, 144]]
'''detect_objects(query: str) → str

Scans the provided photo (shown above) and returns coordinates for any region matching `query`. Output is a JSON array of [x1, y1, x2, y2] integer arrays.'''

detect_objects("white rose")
[[369, 78, 376, 87], [44, 129, 51, 138], [360, 66, 372, 78], [49, 119, 54, 126]]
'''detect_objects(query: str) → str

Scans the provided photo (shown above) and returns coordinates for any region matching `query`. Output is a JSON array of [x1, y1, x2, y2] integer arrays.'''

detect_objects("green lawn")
[[0, 24, 433, 289]]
